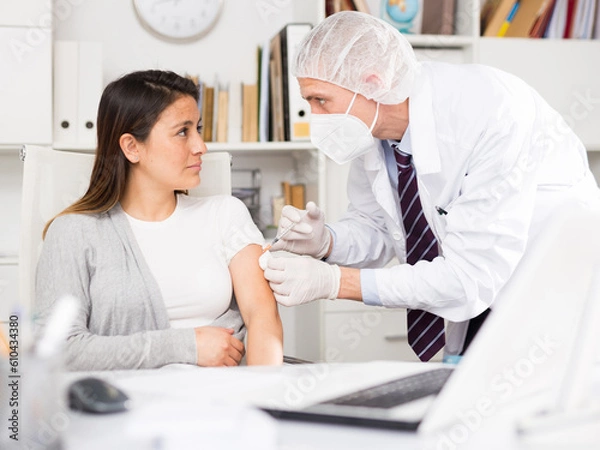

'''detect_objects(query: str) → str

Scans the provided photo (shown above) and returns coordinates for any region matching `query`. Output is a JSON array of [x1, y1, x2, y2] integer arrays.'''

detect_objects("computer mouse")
[[68, 376, 130, 414]]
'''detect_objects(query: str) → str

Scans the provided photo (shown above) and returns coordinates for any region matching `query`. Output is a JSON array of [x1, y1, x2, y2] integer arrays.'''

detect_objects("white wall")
[[0, 153, 23, 256], [53, 0, 308, 143]]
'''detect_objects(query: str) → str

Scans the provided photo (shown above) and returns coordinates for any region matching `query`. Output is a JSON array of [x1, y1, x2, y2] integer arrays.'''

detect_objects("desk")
[[44, 362, 600, 449]]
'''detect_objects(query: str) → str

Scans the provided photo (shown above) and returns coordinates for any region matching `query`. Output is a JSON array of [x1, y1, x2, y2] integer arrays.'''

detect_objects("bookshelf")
[[292, 0, 600, 363], [1, 0, 599, 363], [0, 0, 52, 325]]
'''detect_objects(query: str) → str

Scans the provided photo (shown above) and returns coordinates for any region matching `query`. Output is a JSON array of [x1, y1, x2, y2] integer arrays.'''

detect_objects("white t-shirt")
[[126, 194, 264, 328]]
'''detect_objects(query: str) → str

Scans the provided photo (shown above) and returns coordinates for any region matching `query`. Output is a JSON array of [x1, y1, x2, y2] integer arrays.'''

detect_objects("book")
[[529, 0, 556, 37], [325, 0, 336, 16], [570, 0, 597, 39], [281, 181, 292, 205], [269, 31, 284, 141], [505, 0, 551, 37], [421, 0, 456, 35], [544, 0, 568, 37], [279, 23, 312, 141], [280, 181, 305, 210], [497, 1, 521, 36], [272, 196, 285, 226], [594, 0, 600, 38], [350, 0, 371, 14], [290, 183, 306, 210], [258, 40, 271, 142], [201, 83, 214, 142], [481, 0, 503, 33], [483, 0, 519, 36], [241, 83, 258, 142], [216, 86, 229, 143], [563, 0, 577, 37], [269, 23, 312, 142]]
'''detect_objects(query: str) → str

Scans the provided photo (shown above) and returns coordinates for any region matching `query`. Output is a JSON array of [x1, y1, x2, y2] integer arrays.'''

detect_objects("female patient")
[[35, 70, 283, 370]]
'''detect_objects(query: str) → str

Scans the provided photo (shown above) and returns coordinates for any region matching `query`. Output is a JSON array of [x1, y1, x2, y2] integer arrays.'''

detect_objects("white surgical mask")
[[310, 92, 379, 165]]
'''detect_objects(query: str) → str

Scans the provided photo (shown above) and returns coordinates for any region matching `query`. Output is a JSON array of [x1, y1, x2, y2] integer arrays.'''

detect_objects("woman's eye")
[[178, 128, 188, 137], [196, 124, 203, 134]]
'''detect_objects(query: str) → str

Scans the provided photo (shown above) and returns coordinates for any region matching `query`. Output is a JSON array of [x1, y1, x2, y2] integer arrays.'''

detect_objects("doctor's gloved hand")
[[270, 201, 332, 259], [263, 256, 340, 307]]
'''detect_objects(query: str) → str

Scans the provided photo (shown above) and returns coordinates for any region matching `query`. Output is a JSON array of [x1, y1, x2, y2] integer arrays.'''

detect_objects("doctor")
[[262, 11, 600, 362]]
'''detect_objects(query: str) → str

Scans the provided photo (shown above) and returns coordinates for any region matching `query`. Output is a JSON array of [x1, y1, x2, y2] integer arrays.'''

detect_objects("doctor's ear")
[[119, 133, 141, 163], [363, 74, 383, 95]]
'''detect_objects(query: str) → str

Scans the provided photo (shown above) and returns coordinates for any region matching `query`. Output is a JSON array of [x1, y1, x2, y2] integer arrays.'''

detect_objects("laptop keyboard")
[[321, 368, 453, 409]]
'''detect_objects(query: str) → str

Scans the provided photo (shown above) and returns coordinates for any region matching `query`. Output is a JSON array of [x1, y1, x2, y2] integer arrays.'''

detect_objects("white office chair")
[[18, 144, 232, 317]]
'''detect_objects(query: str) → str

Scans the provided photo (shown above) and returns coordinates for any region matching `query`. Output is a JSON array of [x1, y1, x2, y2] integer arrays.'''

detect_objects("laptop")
[[258, 200, 600, 434]]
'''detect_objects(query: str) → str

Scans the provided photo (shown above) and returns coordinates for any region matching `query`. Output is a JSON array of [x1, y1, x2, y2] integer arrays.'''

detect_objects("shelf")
[[207, 141, 314, 151], [0, 144, 21, 154], [207, 141, 316, 155], [406, 34, 475, 49], [53, 143, 96, 152], [0, 256, 18, 265]]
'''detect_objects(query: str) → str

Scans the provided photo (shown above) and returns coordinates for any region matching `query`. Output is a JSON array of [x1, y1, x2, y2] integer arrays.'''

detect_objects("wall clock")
[[133, 0, 223, 42]]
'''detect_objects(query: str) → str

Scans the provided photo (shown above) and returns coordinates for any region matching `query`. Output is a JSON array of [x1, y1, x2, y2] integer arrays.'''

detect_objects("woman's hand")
[[194, 327, 245, 367]]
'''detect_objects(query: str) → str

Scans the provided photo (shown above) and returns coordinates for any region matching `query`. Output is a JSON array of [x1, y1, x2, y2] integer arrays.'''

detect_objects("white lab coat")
[[327, 62, 599, 349]]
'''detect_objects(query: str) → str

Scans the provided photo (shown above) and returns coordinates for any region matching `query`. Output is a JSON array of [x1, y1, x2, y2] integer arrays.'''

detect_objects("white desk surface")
[[56, 361, 600, 450]]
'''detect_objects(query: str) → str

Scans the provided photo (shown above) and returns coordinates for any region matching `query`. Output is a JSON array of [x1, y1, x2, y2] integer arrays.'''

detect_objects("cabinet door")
[[0, 264, 19, 320], [0, 27, 52, 145], [324, 308, 424, 363], [479, 39, 600, 151], [0, 1, 49, 27]]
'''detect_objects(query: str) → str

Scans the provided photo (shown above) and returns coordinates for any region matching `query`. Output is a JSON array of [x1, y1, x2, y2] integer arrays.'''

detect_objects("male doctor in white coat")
[[262, 11, 600, 362]]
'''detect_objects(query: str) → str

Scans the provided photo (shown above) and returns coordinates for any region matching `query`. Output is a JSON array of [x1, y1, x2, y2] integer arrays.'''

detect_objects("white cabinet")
[[478, 38, 600, 151], [322, 303, 422, 363], [0, 1, 50, 27], [53, 41, 103, 150], [0, 27, 52, 146], [0, 1, 52, 323], [0, 0, 52, 147], [0, 262, 19, 321]]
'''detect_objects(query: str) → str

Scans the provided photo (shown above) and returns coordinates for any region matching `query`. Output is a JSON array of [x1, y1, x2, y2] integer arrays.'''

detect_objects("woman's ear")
[[119, 133, 140, 163]]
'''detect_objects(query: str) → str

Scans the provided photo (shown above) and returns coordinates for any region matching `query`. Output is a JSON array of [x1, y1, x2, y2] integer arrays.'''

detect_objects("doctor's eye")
[[317, 98, 326, 106]]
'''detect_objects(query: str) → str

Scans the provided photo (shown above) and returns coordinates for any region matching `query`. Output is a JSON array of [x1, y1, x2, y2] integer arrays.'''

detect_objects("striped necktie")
[[394, 145, 445, 362]]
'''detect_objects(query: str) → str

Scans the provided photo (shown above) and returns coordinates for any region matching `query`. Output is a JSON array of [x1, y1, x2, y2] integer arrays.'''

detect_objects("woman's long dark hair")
[[43, 70, 199, 238]]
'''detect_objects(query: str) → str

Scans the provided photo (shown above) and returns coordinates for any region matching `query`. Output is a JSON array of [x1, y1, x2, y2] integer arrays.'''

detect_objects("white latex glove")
[[270, 201, 331, 259], [263, 255, 340, 306], [258, 250, 272, 271]]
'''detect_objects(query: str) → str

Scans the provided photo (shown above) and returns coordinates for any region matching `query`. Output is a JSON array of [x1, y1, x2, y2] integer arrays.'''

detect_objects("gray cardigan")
[[34, 203, 245, 371]]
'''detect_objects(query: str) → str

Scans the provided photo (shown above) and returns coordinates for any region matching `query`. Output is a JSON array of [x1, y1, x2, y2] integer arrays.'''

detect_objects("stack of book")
[[255, 23, 313, 143], [481, 0, 599, 39], [272, 181, 306, 226], [326, 0, 371, 16], [340, 0, 458, 36], [188, 75, 230, 143]]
